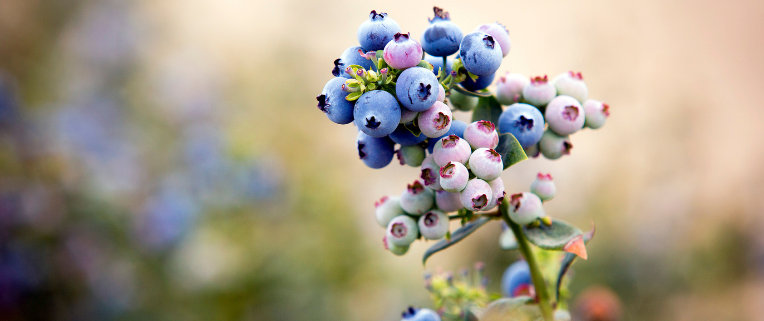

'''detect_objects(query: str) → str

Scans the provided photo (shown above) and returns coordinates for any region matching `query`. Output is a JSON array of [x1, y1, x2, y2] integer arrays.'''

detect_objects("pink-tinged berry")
[[495, 72, 529, 105], [437, 83, 446, 102], [583, 99, 610, 129], [553, 71, 588, 104], [524, 143, 540, 158], [400, 179, 434, 214], [474, 22, 511, 57], [418, 101, 452, 138], [530, 173, 556, 201], [464, 120, 499, 149], [433, 135, 471, 167], [468, 148, 503, 181], [539, 130, 572, 160], [508, 192, 544, 225], [435, 190, 463, 212], [420, 154, 443, 191], [400, 107, 418, 124], [386, 215, 418, 246], [522, 75, 557, 108], [375, 195, 405, 228], [545, 95, 585, 136], [418, 210, 449, 240], [383, 32, 424, 70], [481, 177, 505, 212], [439, 161, 469, 193], [383, 235, 409, 256], [460, 178, 493, 211]]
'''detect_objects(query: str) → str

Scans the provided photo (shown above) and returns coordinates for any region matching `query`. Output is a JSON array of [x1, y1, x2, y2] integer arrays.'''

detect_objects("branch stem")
[[499, 199, 554, 321]]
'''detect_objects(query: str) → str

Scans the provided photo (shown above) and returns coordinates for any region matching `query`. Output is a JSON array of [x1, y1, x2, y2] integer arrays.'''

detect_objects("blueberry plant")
[[317, 7, 610, 321]]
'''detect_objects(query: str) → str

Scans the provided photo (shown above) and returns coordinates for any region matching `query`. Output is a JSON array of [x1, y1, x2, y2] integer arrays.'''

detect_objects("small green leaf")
[[480, 296, 541, 321], [472, 95, 503, 125], [556, 222, 595, 301], [346, 79, 361, 88], [367, 83, 377, 90], [495, 133, 528, 169], [467, 71, 479, 81], [423, 216, 493, 265], [345, 91, 362, 101], [404, 121, 421, 137], [522, 219, 584, 252], [418, 60, 434, 71]]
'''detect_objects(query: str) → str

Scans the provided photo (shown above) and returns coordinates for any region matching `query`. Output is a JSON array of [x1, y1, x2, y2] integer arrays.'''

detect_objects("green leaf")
[[556, 222, 595, 301], [467, 71, 479, 81], [423, 216, 493, 265], [471, 95, 503, 124], [495, 133, 528, 169], [480, 296, 542, 321], [417, 60, 434, 71], [522, 219, 584, 252], [404, 121, 421, 137], [345, 91, 362, 101]]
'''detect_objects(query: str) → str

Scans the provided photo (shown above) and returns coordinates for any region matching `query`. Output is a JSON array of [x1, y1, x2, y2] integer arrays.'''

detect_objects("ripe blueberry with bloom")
[[460, 32, 503, 76], [401, 307, 442, 321], [356, 131, 395, 169], [357, 10, 401, 51], [384, 32, 424, 70], [425, 55, 453, 77], [389, 124, 427, 146], [439, 161, 469, 193], [334, 46, 375, 78], [317, 77, 355, 124], [396, 67, 441, 112], [522, 75, 557, 108], [460, 72, 495, 91], [354, 90, 401, 137], [401, 179, 435, 215], [545, 95, 585, 136], [421, 7, 463, 57], [495, 72, 529, 105], [474, 22, 511, 57], [498, 103, 545, 149], [501, 261, 533, 297]]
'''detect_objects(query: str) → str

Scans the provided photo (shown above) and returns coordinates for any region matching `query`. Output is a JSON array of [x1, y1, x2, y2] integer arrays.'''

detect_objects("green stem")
[[500, 199, 554, 321], [440, 56, 448, 82]]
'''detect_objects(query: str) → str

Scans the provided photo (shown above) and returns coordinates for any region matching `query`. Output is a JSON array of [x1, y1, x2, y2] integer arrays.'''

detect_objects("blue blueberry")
[[357, 131, 395, 169], [354, 90, 401, 137], [426, 119, 466, 153], [501, 261, 533, 297], [317, 77, 355, 124], [420, 7, 463, 57], [459, 32, 503, 76], [460, 72, 495, 91], [425, 55, 453, 77], [333, 46, 375, 78], [401, 306, 441, 321], [497, 103, 545, 149], [357, 10, 401, 51], [389, 123, 427, 146], [396, 67, 440, 112]]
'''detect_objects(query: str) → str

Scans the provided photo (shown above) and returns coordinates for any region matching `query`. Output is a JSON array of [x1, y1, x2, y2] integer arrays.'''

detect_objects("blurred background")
[[1, 0, 763, 320]]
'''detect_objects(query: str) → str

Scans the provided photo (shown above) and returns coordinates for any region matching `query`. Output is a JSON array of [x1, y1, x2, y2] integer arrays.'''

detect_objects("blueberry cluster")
[[496, 72, 611, 160], [316, 8, 609, 258]]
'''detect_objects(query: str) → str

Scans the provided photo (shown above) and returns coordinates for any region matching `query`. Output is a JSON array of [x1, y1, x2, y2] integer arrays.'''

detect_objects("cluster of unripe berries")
[[492, 72, 611, 160], [377, 121, 507, 256]]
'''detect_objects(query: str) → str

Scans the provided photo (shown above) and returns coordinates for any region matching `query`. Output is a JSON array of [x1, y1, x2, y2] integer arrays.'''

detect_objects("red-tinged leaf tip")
[[563, 235, 587, 260]]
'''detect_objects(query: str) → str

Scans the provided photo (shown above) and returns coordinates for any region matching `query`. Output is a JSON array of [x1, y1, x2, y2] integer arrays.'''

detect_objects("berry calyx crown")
[[429, 6, 451, 22], [530, 75, 549, 85]]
